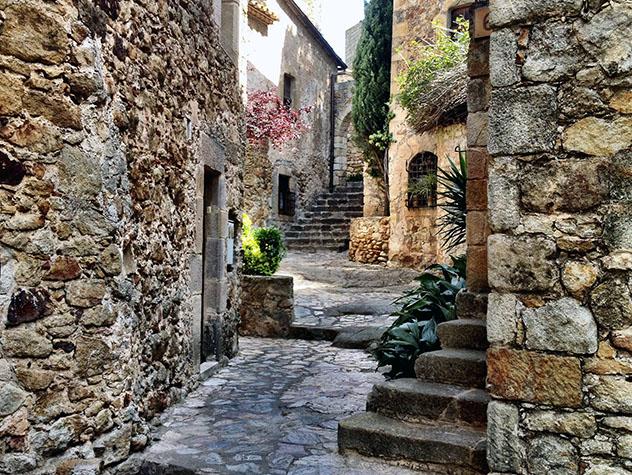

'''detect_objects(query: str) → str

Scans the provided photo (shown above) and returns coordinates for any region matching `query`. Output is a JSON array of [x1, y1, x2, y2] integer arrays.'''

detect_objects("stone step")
[[288, 325, 340, 341], [437, 319, 488, 351], [286, 243, 345, 252], [366, 379, 489, 427], [338, 412, 487, 474], [415, 349, 487, 389], [455, 291, 488, 320]]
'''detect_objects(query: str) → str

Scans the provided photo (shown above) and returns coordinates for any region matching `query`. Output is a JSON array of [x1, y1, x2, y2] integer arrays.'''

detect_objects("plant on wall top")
[[397, 19, 470, 132], [246, 89, 313, 150], [242, 214, 287, 276]]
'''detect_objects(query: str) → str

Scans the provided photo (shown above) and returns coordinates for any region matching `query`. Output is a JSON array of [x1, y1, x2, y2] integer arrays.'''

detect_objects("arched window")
[[407, 152, 438, 209]]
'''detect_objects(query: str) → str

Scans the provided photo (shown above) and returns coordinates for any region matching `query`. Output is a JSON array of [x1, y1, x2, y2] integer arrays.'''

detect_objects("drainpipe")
[[328, 72, 337, 192]]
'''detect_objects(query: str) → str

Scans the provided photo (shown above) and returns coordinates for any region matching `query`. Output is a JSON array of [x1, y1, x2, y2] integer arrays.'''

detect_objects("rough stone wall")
[[239, 275, 294, 338], [0, 1, 244, 473], [241, 0, 339, 228], [388, 0, 469, 270], [486, 1, 632, 473], [333, 73, 364, 187], [348, 217, 390, 265]]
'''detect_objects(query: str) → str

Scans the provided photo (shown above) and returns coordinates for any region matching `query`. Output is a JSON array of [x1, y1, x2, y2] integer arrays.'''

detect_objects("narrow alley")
[[140, 253, 418, 474]]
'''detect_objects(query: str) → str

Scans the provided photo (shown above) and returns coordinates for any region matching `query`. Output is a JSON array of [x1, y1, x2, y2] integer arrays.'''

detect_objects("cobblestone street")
[[141, 252, 419, 474]]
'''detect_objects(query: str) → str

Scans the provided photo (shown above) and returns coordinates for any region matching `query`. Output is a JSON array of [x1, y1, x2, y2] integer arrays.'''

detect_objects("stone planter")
[[239, 275, 294, 338]]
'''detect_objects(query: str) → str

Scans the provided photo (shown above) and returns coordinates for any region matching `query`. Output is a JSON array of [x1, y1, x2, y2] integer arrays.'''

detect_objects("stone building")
[[0, 1, 244, 473], [341, 1, 632, 474], [240, 0, 347, 228], [387, 0, 471, 269]]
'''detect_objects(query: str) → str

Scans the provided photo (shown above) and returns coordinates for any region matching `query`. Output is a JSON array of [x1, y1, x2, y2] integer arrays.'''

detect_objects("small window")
[[278, 174, 295, 216], [449, 4, 472, 32], [407, 152, 438, 209], [283, 74, 294, 108]]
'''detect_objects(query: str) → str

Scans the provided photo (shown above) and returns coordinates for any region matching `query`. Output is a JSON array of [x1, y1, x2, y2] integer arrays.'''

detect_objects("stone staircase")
[[338, 291, 490, 474], [284, 181, 363, 251]]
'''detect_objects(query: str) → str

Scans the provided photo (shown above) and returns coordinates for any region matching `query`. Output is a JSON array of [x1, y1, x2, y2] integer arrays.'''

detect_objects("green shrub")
[[372, 256, 466, 379], [242, 214, 287, 276]]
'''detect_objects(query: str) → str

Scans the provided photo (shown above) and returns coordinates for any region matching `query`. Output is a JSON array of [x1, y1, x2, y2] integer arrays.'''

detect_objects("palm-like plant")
[[437, 150, 467, 252], [372, 257, 466, 379]]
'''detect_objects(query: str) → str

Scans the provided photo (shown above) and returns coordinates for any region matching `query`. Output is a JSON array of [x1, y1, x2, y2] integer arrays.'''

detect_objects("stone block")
[[489, 0, 583, 27], [75, 337, 111, 377], [487, 401, 523, 473], [487, 293, 518, 345], [488, 85, 557, 156], [0, 383, 28, 417], [468, 77, 491, 113], [468, 38, 490, 78], [487, 157, 520, 233], [487, 347, 583, 407], [466, 210, 489, 247], [66, 280, 106, 308], [466, 179, 488, 211], [3, 328, 53, 358], [564, 117, 632, 157], [0, 4, 70, 65], [587, 376, 632, 414], [612, 328, 632, 353], [523, 22, 583, 82], [488, 234, 557, 292], [467, 148, 489, 181], [591, 277, 632, 331], [467, 112, 489, 148], [576, 1, 632, 76], [467, 245, 488, 292], [490, 29, 519, 87], [524, 410, 596, 438], [562, 261, 599, 299], [520, 159, 609, 212], [239, 275, 294, 338], [523, 298, 598, 355], [527, 435, 579, 474]]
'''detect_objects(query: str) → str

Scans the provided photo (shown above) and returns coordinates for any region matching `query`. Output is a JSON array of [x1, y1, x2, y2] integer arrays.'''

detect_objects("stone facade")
[[239, 275, 294, 337], [485, 0, 632, 473], [333, 73, 364, 187], [241, 0, 345, 229], [348, 217, 390, 265], [387, 0, 470, 270], [0, 1, 244, 473]]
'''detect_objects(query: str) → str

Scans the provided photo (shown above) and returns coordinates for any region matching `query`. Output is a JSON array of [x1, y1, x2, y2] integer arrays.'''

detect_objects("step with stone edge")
[[338, 412, 487, 474], [437, 319, 488, 351], [415, 349, 487, 389], [366, 378, 488, 427]]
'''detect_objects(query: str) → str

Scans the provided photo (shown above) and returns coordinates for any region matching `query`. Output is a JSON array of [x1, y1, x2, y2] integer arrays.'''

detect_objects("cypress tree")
[[352, 0, 393, 159]]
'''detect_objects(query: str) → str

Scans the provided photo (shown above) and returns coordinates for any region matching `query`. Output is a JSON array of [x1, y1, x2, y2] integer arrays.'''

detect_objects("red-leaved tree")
[[246, 89, 313, 150]]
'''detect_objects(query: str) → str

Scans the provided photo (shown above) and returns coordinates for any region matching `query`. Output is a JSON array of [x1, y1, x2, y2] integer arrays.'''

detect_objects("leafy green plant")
[[437, 150, 467, 252], [242, 214, 287, 276], [397, 19, 469, 114], [372, 256, 466, 379]]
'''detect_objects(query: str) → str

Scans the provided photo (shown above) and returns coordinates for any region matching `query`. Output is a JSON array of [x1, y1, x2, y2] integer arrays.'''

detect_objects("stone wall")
[[0, 1, 244, 473], [239, 275, 294, 337], [333, 73, 364, 187], [387, 0, 469, 270], [486, 1, 632, 473], [348, 217, 390, 265], [241, 0, 340, 227]]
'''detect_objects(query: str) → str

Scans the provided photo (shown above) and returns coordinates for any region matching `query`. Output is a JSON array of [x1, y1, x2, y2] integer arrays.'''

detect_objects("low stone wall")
[[349, 217, 390, 265], [239, 275, 294, 337]]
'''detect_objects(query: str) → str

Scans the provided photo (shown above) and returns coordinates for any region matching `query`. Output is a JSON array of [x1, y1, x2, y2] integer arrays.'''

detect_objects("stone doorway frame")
[[191, 133, 229, 371]]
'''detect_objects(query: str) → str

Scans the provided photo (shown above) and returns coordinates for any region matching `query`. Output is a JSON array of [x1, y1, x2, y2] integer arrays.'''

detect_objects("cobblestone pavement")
[[280, 251, 418, 330], [142, 252, 420, 474]]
